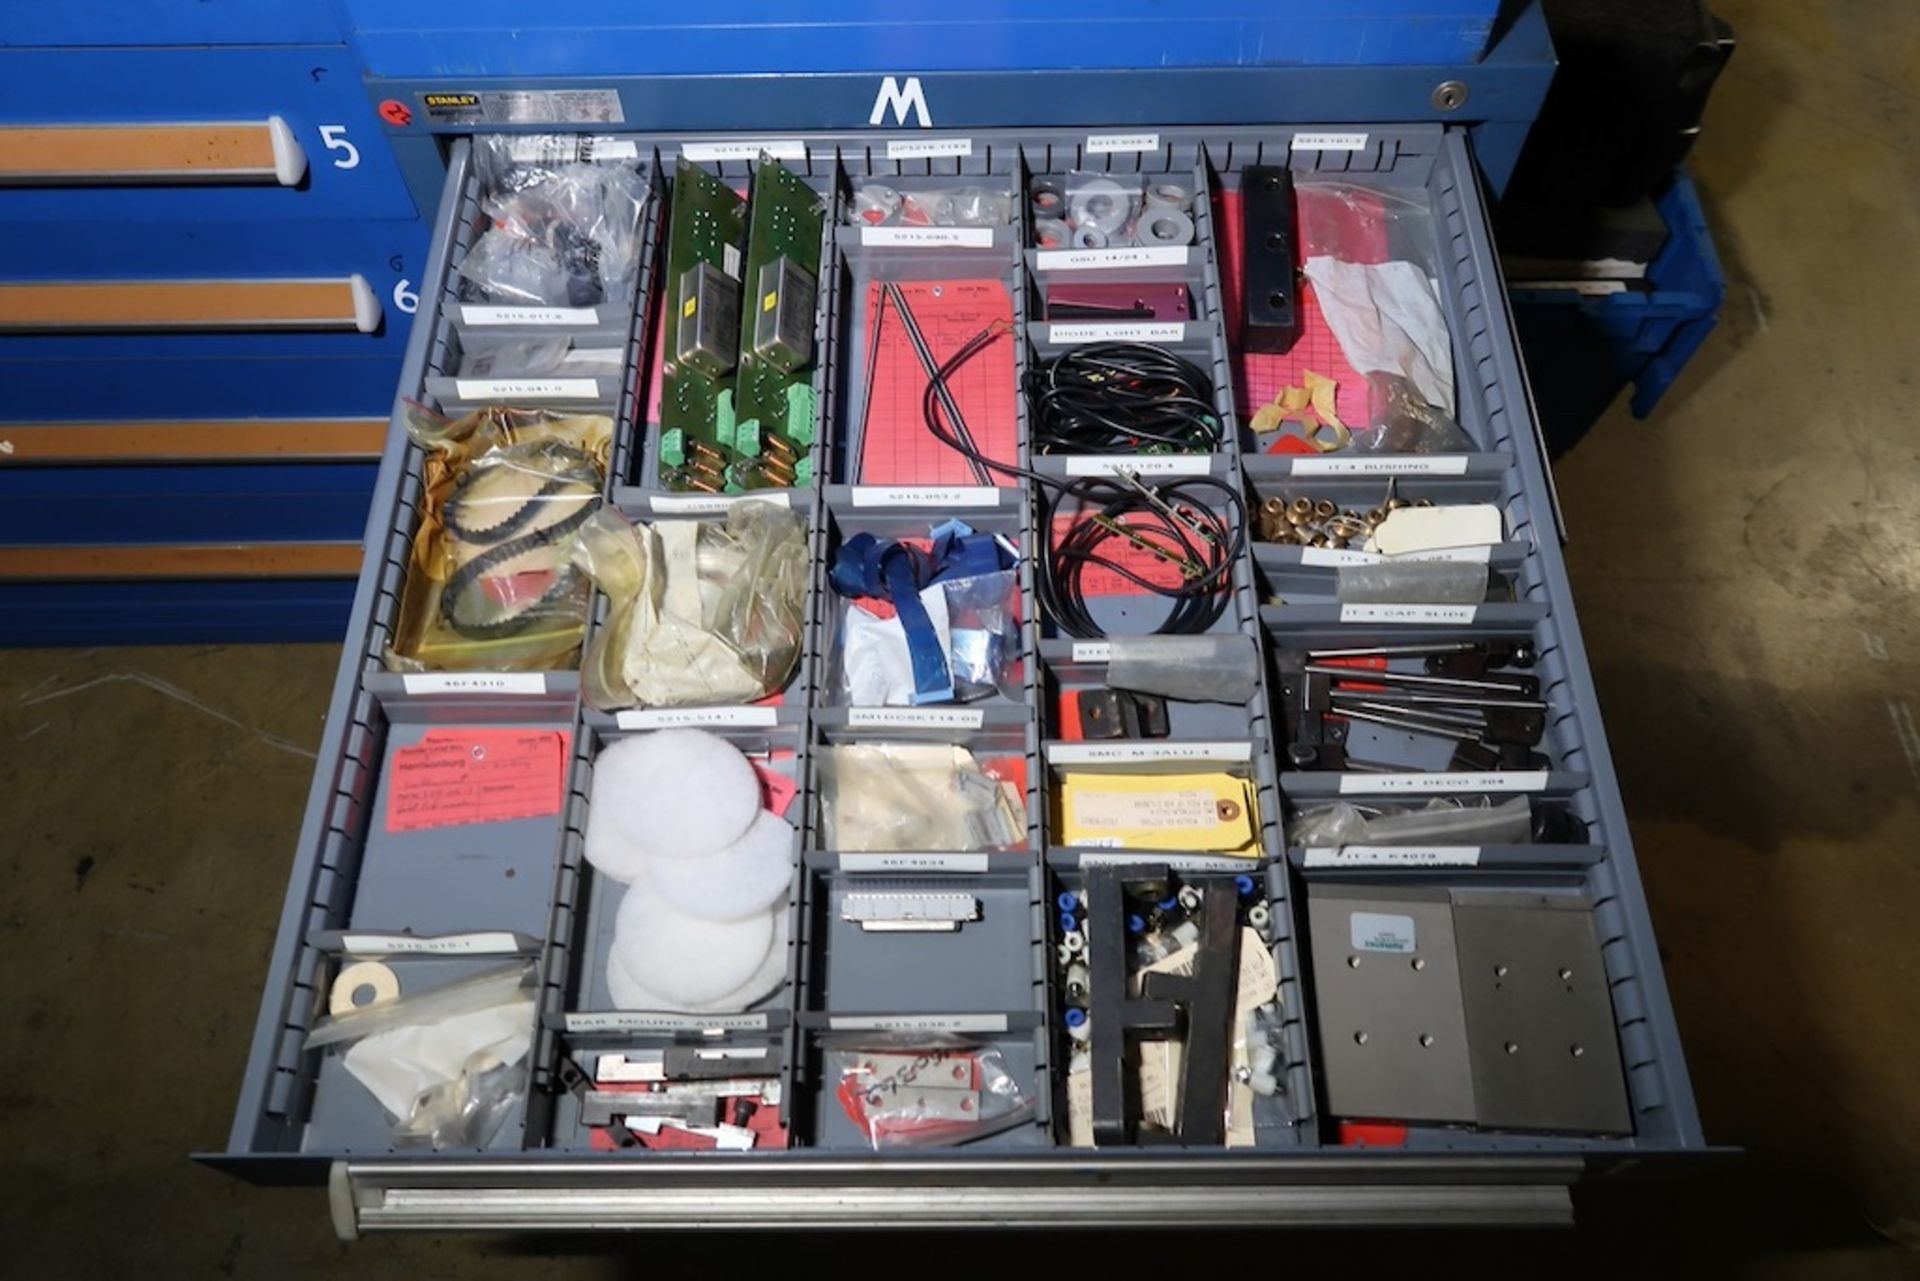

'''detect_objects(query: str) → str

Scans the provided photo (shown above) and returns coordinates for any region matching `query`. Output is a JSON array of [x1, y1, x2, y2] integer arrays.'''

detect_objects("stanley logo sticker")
[[423, 93, 480, 109]]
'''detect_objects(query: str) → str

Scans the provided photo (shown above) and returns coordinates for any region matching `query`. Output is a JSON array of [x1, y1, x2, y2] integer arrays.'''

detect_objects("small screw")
[[1433, 80, 1469, 111]]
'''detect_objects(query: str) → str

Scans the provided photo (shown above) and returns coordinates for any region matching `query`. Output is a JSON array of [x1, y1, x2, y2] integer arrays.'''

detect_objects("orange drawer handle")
[[0, 118, 307, 186], [0, 542, 362, 581], [0, 276, 381, 334], [0, 418, 387, 464]]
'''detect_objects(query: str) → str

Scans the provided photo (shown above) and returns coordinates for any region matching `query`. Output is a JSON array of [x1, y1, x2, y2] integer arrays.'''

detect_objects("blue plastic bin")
[[1509, 170, 1726, 454]]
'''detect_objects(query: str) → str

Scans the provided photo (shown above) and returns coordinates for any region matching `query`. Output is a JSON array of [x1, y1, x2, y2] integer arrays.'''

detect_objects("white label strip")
[[846, 706, 986, 729], [341, 931, 523, 956], [453, 378, 599, 400], [1304, 845, 1481, 868], [1299, 545, 1494, 567], [1086, 132, 1160, 154], [1339, 604, 1479, 624], [850, 485, 999, 508], [839, 853, 991, 873], [1293, 131, 1370, 152], [401, 672, 547, 695], [459, 304, 600, 326], [680, 139, 807, 161], [1290, 455, 1471, 477], [1049, 740, 1254, 765], [1070, 641, 1113, 663], [861, 226, 995, 249], [828, 1014, 1009, 1033], [1062, 454, 1210, 478], [564, 1012, 771, 1034], [1080, 852, 1257, 873], [1337, 770, 1550, 795], [722, 242, 742, 281], [646, 492, 789, 514], [886, 136, 974, 159], [618, 705, 779, 730], [502, 135, 639, 162], [1350, 910, 1417, 954], [1048, 322, 1186, 345], [1298, 547, 1383, 567], [1036, 246, 1188, 271]]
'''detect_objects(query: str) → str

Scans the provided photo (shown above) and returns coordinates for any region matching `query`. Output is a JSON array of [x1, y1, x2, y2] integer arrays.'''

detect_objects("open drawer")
[[209, 123, 1708, 1232]]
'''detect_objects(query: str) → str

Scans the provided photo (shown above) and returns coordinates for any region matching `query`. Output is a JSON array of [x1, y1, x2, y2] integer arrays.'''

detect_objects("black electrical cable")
[[1028, 342, 1222, 455], [913, 326, 1246, 639]]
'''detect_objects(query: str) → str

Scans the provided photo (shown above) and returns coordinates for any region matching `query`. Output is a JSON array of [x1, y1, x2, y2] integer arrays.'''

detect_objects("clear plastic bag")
[[1031, 171, 1196, 250], [1289, 796, 1533, 847], [459, 136, 647, 310], [836, 569, 1021, 706], [386, 405, 611, 673], [1295, 179, 1458, 426], [572, 501, 808, 711], [846, 184, 1015, 227], [816, 743, 1026, 852], [1346, 371, 1476, 454], [307, 961, 536, 1151], [828, 1037, 1034, 1148]]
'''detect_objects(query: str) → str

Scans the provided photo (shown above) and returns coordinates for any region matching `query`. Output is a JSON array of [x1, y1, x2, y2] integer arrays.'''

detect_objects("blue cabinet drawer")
[[0, 47, 416, 224], [0, 1, 344, 47]]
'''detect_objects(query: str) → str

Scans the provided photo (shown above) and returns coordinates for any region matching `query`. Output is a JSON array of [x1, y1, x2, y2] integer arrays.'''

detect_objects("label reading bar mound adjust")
[[564, 1012, 770, 1034]]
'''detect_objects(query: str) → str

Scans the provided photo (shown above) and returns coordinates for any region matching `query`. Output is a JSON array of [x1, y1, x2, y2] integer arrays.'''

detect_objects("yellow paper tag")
[[1058, 772, 1258, 853]]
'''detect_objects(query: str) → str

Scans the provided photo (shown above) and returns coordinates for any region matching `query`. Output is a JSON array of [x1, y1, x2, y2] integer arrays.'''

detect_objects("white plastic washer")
[[1068, 177, 1131, 235], [1071, 223, 1109, 250]]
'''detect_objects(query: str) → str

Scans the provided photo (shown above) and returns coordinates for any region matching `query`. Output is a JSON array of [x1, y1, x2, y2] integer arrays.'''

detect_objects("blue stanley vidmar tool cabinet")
[[4, 0, 1713, 1232]]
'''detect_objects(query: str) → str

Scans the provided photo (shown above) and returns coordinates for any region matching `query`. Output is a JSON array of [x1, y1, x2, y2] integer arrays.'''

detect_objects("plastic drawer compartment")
[[795, 1019, 1054, 1151], [799, 866, 1047, 1014], [219, 683, 578, 1167], [1040, 853, 1316, 1148], [812, 487, 1037, 714], [620, 146, 839, 499], [572, 488, 819, 731], [219, 124, 1704, 1228]]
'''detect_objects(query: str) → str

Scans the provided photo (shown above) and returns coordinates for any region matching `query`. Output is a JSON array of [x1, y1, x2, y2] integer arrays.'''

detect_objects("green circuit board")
[[658, 159, 747, 489], [730, 156, 825, 487]]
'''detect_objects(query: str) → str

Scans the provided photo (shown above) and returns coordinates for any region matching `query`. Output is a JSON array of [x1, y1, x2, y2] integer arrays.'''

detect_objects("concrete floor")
[[5, 2, 1920, 1274]]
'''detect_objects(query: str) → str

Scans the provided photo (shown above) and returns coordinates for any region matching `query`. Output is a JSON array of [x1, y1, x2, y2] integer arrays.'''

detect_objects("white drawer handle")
[[0, 116, 308, 187]]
